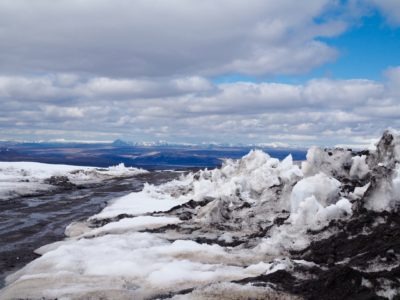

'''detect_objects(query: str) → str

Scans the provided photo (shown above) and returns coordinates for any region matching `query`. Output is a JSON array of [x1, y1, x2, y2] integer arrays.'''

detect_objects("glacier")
[[0, 130, 400, 299]]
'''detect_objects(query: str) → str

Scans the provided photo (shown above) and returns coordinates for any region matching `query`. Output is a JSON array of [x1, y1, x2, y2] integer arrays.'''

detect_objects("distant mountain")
[[112, 139, 133, 147], [2, 138, 308, 150]]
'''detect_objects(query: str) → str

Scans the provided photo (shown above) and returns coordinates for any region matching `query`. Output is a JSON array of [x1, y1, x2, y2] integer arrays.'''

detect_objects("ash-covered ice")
[[1, 130, 400, 299]]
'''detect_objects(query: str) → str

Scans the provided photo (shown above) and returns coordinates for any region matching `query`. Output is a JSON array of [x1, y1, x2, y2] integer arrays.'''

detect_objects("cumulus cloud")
[[76, 76, 215, 99], [0, 76, 68, 101], [42, 106, 85, 119], [0, 70, 399, 147]]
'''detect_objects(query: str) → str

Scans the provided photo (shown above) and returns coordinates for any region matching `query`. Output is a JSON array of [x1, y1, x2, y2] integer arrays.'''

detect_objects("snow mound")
[[188, 150, 302, 204], [290, 196, 352, 229], [92, 150, 302, 222], [290, 172, 341, 213]]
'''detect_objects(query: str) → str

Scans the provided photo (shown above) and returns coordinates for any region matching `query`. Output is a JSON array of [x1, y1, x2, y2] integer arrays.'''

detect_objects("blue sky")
[[0, 0, 400, 147], [316, 11, 400, 80], [213, 10, 400, 85]]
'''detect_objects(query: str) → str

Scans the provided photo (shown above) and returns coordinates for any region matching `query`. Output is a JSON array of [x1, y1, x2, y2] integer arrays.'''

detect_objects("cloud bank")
[[0, 0, 399, 146], [1, 70, 399, 147], [0, 0, 343, 77]]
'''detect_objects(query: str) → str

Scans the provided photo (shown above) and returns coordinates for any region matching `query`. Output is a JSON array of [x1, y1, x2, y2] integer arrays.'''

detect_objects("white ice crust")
[[0, 161, 147, 200]]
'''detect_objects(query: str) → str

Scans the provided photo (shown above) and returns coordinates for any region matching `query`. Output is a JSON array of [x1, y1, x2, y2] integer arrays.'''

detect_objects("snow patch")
[[0, 162, 147, 200]]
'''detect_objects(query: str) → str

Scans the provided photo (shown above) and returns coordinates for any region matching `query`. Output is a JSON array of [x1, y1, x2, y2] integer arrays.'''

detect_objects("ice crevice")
[[1, 130, 400, 299]]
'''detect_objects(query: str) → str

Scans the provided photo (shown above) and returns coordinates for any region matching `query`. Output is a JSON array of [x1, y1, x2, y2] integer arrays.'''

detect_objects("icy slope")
[[1, 130, 400, 299], [0, 162, 147, 200]]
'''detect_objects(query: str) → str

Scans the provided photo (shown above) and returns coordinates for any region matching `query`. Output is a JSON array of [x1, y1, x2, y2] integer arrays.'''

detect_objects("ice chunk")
[[301, 146, 352, 178], [290, 196, 352, 228], [366, 163, 400, 211], [373, 129, 400, 167], [255, 195, 352, 256], [92, 150, 303, 221], [350, 155, 370, 179], [192, 150, 302, 203], [349, 182, 370, 200], [290, 172, 341, 213]]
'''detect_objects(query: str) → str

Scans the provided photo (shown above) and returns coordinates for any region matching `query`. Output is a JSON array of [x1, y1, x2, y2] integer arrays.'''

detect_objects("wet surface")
[[0, 170, 182, 288]]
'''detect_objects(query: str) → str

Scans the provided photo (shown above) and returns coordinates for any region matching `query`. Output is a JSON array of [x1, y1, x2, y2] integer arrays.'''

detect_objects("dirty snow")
[[1, 131, 400, 299]]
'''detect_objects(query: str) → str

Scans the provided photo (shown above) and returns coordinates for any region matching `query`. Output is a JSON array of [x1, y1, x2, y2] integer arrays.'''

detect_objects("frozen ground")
[[1, 130, 400, 299], [0, 162, 147, 200], [0, 170, 183, 289]]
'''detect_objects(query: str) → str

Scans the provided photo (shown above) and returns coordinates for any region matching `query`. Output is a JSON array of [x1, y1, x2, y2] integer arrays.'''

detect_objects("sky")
[[0, 0, 400, 147]]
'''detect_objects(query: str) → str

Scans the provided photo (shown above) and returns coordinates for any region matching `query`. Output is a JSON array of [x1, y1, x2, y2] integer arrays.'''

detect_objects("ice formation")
[[0, 162, 147, 200], [1, 130, 400, 299]]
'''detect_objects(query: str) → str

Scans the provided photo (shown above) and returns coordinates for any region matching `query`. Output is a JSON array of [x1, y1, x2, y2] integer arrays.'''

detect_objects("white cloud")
[[385, 66, 400, 96], [80, 78, 159, 97], [385, 66, 400, 82], [42, 106, 85, 119], [221, 41, 338, 75], [369, 0, 400, 24], [303, 79, 384, 107], [0, 76, 68, 101], [0, 0, 344, 77], [172, 77, 214, 93], [0, 68, 399, 146], [0, 1, 399, 146], [267, 134, 317, 141], [76, 77, 215, 99]]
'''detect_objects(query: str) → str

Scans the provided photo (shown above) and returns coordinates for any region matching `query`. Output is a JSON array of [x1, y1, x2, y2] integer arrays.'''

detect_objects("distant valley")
[[0, 141, 307, 169]]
